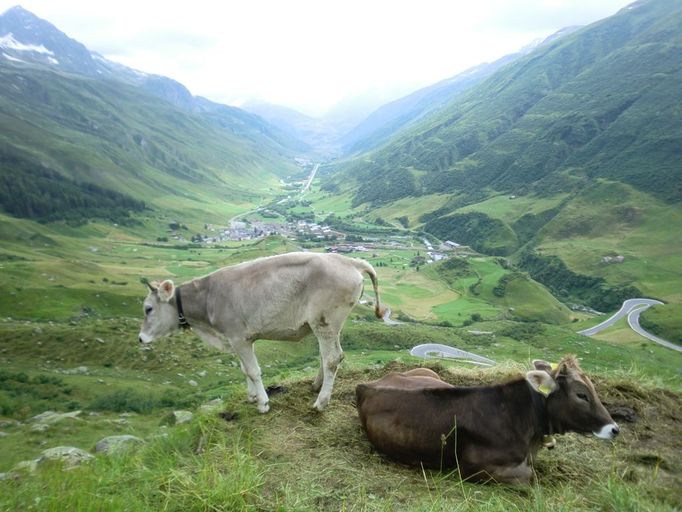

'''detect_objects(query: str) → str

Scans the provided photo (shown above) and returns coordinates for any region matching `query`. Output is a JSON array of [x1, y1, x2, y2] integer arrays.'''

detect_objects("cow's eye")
[[576, 392, 590, 402], [145, 305, 153, 315]]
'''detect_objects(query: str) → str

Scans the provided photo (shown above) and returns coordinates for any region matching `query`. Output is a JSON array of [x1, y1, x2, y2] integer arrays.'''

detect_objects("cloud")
[[477, 0, 631, 32]]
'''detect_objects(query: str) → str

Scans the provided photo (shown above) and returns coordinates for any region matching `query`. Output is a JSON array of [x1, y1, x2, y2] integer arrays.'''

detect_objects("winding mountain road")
[[578, 299, 681, 352], [409, 344, 496, 366]]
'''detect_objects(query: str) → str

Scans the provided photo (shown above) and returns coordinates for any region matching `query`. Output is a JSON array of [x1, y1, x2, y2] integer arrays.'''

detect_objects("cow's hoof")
[[257, 403, 270, 414], [312, 399, 329, 411]]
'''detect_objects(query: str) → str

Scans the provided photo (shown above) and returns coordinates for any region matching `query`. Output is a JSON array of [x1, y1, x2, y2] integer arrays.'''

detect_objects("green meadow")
[[0, 159, 680, 512]]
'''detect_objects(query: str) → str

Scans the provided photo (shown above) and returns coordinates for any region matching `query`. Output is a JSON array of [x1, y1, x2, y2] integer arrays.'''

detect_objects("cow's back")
[[203, 252, 366, 337], [356, 374, 539, 471]]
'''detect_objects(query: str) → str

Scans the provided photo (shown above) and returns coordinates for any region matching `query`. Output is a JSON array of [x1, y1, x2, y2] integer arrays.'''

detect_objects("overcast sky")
[[1, 0, 634, 116]]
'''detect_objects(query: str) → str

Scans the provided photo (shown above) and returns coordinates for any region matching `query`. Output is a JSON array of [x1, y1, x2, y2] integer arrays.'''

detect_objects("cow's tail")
[[354, 259, 386, 320]]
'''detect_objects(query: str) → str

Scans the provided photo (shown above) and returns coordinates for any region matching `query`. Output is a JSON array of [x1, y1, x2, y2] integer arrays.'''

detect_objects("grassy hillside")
[[337, 0, 682, 204], [1, 313, 680, 510], [0, 61, 298, 224], [322, 0, 682, 311], [640, 304, 682, 346]]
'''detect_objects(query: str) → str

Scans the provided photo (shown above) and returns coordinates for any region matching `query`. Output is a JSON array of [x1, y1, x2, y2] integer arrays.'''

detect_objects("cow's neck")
[[175, 280, 210, 327], [506, 379, 553, 439], [529, 384, 552, 437], [174, 286, 190, 330]]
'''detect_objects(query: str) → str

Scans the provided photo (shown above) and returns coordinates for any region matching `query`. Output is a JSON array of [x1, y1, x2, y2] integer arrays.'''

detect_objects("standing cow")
[[139, 252, 385, 412], [356, 357, 619, 484]]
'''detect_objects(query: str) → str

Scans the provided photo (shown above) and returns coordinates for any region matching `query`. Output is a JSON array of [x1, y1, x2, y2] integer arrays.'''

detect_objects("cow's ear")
[[526, 370, 557, 396], [533, 360, 553, 374], [158, 280, 175, 302]]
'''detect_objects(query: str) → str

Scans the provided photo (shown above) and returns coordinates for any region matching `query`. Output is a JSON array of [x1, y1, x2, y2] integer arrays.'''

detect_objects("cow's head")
[[526, 356, 619, 440], [138, 279, 178, 344]]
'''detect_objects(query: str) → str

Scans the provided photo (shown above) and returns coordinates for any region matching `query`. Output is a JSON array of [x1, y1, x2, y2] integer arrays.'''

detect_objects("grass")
[[499, 277, 572, 324], [1, 359, 680, 511], [538, 182, 682, 304], [456, 194, 568, 224], [639, 304, 682, 346], [368, 193, 452, 228]]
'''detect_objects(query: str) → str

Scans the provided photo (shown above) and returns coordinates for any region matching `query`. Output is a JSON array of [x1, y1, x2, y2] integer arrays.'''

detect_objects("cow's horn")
[[140, 277, 156, 291]]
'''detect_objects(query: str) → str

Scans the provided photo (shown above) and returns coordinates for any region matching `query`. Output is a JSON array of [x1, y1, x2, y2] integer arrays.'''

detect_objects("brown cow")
[[356, 357, 619, 484]]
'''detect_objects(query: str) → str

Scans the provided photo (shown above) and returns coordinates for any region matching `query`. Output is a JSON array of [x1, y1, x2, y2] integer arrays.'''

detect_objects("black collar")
[[175, 287, 191, 330]]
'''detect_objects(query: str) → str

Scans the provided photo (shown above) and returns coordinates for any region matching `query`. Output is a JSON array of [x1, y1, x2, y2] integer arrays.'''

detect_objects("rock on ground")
[[162, 410, 194, 425], [199, 398, 224, 413], [38, 446, 94, 469], [95, 435, 144, 454], [31, 410, 82, 425]]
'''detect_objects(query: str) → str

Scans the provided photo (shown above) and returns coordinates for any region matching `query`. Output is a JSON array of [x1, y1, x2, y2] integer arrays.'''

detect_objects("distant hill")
[[322, 0, 682, 310], [339, 27, 581, 155], [0, 6, 304, 223], [242, 100, 337, 153], [242, 90, 409, 154]]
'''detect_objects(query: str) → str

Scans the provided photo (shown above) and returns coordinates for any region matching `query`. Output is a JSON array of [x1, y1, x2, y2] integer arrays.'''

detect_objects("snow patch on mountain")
[[0, 32, 53, 55], [2, 51, 25, 63]]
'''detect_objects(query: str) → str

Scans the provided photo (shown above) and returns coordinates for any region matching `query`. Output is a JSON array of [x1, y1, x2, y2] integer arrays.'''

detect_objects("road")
[[409, 343, 496, 366], [578, 298, 681, 352], [301, 163, 319, 194], [226, 162, 319, 225]]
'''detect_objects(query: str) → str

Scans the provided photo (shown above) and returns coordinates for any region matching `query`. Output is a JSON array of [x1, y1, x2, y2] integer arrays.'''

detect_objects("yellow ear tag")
[[538, 385, 552, 396], [550, 362, 558, 371]]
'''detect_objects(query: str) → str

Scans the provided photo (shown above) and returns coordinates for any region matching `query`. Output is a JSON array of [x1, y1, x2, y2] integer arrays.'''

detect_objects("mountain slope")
[[241, 100, 335, 152], [339, 27, 581, 155], [0, 6, 302, 223], [337, 0, 682, 207], [321, 0, 682, 309]]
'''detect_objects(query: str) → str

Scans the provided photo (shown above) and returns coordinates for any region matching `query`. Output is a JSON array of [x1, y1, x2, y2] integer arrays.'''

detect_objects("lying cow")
[[139, 252, 385, 412], [356, 357, 619, 484]]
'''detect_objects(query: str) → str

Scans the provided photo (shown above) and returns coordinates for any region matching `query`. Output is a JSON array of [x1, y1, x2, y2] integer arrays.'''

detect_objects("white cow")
[[138, 252, 385, 412]]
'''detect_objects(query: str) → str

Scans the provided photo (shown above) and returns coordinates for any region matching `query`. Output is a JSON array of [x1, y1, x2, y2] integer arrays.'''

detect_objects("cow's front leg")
[[231, 339, 269, 413], [486, 461, 534, 485], [239, 360, 259, 403]]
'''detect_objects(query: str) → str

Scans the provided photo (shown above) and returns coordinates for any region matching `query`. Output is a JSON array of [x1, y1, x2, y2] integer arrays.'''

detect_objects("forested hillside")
[[332, 0, 681, 206]]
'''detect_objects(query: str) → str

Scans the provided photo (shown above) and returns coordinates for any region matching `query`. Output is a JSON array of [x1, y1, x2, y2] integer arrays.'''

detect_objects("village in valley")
[[158, 159, 472, 265]]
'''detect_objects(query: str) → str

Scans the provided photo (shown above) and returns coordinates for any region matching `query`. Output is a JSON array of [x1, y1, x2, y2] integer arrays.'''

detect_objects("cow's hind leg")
[[312, 356, 323, 393], [311, 323, 344, 411], [231, 339, 269, 413]]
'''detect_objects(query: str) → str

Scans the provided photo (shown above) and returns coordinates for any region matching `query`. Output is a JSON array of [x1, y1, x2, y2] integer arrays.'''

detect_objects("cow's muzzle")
[[138, 332, 153, 344], [593, 423, 620, 439]]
